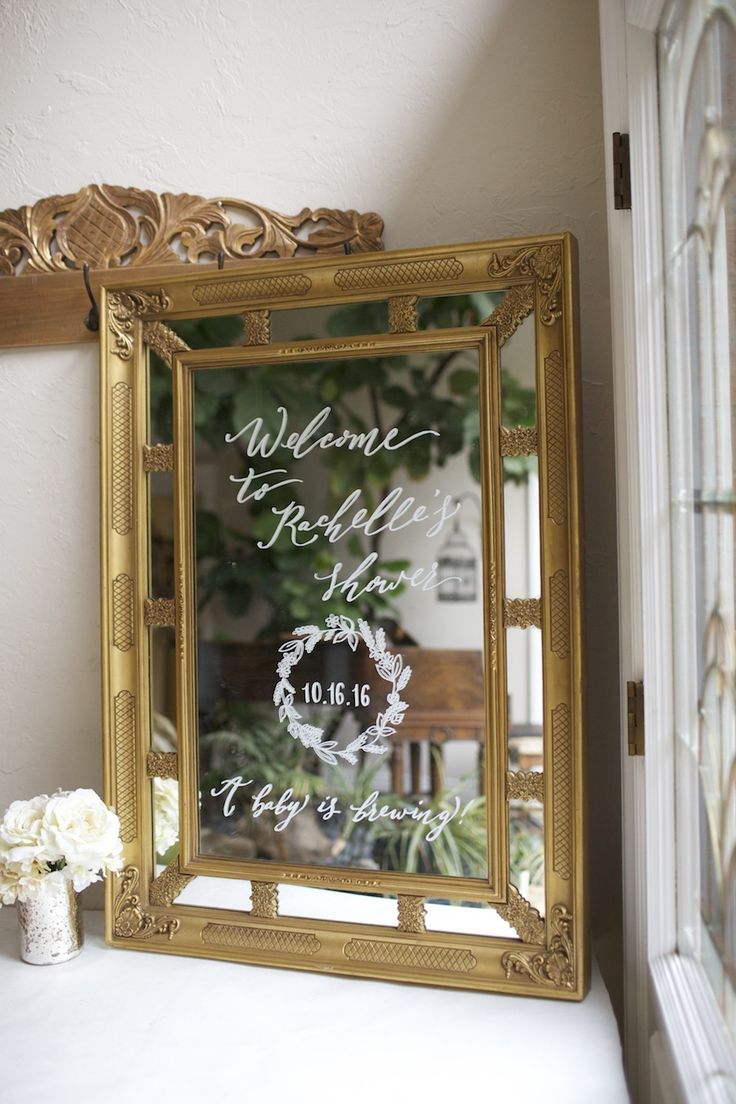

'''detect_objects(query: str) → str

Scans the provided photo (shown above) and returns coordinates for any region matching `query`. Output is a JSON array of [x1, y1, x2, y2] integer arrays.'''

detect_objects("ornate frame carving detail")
[[113, 691, 136, 844], [388, 295, 418, 333], [397, 895, 427, 933], [142, 320, 190, 369], [112, 573, 134, 651], [343, 939, 477, 973], [149, 859, 193, 906], [243, 309, 271, 346], [500, 425, 538, 456], [494, 884, 546, 944], [507, 769, 544, 803], [142, 443, 174, 472], [108, 289, 172, 361], [143, 597, 176, 627], [483, 283, 535, 345], [113, 866, 179, 940], [250, 881, 279, 919], [111, 382, 133, 536], [488, 244, 562, 326], [202, 924, 321, 955], [146, 752, 178, 779], [504, 597, 542, 629], [501, 904, 575, 990]]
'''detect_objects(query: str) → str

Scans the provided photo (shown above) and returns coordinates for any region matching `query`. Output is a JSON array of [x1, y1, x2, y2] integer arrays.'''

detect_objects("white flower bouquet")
[[0, 789, 123, 905]]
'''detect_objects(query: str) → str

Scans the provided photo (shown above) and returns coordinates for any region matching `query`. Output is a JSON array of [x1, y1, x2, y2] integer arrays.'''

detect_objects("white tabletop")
[[0, 908, 630, 1104]]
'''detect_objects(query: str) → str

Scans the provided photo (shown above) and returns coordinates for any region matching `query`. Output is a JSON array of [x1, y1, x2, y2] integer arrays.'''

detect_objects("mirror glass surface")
[[147, 293, 542, 901], [190, 343, 490, 881]]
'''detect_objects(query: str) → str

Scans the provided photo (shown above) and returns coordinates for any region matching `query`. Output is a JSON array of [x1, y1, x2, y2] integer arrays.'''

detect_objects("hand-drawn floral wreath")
[[273, 614, 412, 765]]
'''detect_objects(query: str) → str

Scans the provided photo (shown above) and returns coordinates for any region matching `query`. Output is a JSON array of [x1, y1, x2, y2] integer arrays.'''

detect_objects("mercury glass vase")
[[17, 880, 83, 965]]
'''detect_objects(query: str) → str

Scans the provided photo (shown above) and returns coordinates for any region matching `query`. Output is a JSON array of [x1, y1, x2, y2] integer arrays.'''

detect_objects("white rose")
[[0, 795, 49, 867], [41, 789, 123, 876], [0, 859, 47, 905], [153, 778, 179, 856]]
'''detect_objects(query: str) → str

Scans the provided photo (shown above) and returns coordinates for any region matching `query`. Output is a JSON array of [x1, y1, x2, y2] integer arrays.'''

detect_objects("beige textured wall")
[[0, 0, 621, 1016]]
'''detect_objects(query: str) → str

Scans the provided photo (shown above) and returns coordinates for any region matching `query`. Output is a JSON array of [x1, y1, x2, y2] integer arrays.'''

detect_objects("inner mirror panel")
[[189, 342, 495, 884]]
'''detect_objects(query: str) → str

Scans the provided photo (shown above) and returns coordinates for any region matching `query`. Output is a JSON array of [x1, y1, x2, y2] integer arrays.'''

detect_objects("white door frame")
[[600, 2, 736, 1100]]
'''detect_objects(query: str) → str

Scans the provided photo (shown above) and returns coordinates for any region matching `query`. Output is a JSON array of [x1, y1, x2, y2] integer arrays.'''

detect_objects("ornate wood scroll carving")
[[343, 939, 476, 973], [501, 904, 575, 990], [388, 295, 418, 333], [243, 309, 271, 346], [202, 924, 321, 955], [488, 244, 562, 326], [504, 598, 542, 629], [483, 283, 534, 345], [143, 598, 175, 627], [142, 443, 174, 472], [500, 426, 538, 456], [506, 770, 544, 803], [108, 289, 172, 361], [397, 895, 427, 934], [114, 866, 179, 940], [111, 382, 133, 536], [250, 881, 279, 919], [146, 752, 178, 779], [494, 884, 546, 944], [551, 704, 573, 880], [149, 859, 193, 907], [112, 574, 134, 651], [0, 185, 384, 276], [114, 691, 137, 844], [142, 321, 190, 369]]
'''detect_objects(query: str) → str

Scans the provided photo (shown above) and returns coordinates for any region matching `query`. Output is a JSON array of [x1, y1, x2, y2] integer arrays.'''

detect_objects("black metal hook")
[[343, 241, 353, 255], [217, 249, 225, 270], [82, 263, 99, 332]]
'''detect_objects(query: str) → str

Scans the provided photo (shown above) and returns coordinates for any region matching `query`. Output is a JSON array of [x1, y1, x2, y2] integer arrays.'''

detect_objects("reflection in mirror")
[[151, 775, 178, 871], [150, 471, 175, 598], [506, 626, 543, 766], [193, 342, 490, 881], [424, 898, 515, 938], [510, 799, 544, 916], [278, 884, 397, 927], [416, 292, 503, 330], [149, 623, 178, 874]]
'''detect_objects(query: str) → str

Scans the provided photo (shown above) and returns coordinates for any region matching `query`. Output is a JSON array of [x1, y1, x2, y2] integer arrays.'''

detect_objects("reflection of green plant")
[[367, 771, 488, 880], [509, 812, 544, 887], [198, 701, 327, 823], [150, 294, 536, 636]]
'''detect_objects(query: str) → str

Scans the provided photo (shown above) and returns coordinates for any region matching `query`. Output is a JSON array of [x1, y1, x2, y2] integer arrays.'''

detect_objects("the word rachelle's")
[[256, 485, 458, 550]]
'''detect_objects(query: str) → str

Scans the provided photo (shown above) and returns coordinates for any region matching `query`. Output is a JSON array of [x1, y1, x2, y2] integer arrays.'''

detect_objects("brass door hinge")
[[627, 680, 645, 756], [612, 132, 632, 210]]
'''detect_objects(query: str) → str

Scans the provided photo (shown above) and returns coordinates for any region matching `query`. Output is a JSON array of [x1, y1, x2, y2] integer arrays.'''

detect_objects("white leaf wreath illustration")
[[273, 614, 413, 765]]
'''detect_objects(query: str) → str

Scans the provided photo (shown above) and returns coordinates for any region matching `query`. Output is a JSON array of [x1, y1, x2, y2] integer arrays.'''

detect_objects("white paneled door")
[[601, 1, 736, 1101]]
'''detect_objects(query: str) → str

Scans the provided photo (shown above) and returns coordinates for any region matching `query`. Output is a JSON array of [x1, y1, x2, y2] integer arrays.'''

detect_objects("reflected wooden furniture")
[[358, 647, 485, 797], [193, 641, 543, 798]]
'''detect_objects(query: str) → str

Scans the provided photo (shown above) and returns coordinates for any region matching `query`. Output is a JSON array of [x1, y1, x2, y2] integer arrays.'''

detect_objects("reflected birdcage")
[[436, 514, 477, 602]]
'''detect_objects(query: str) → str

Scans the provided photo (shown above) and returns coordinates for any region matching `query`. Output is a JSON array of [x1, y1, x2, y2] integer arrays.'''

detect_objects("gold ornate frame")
[[100, 233, 587, 999]]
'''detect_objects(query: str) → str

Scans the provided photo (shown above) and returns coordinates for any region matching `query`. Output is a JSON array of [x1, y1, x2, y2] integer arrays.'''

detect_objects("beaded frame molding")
[[99, 231, 587, 999]]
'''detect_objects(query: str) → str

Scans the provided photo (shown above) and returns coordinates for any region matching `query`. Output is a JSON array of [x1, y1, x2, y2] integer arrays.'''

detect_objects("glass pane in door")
[[659, 0, 736, 1030]]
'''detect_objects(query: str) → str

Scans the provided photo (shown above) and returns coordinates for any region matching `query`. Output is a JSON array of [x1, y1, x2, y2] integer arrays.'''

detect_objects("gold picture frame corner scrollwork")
[[99, 231, 586, 998]]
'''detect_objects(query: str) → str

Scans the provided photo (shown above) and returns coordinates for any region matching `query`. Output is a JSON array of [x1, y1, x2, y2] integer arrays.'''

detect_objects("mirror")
[[103, 235, 586, 998]]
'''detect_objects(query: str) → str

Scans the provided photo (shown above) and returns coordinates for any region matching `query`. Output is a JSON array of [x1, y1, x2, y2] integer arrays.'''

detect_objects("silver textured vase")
[[17, 880, 83, 965]]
